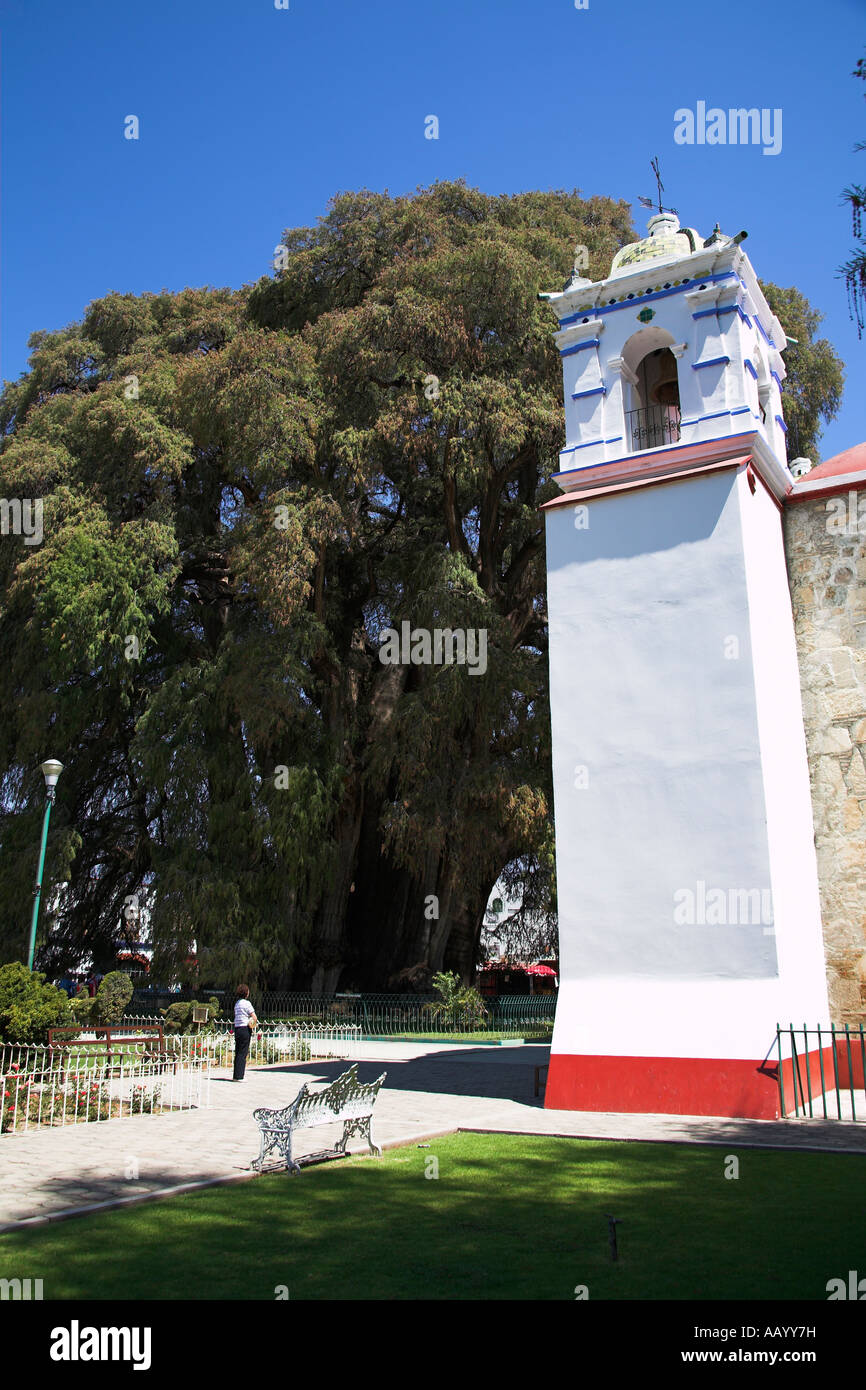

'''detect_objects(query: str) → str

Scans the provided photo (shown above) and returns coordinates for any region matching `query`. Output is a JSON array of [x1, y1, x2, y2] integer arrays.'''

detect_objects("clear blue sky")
[[2, 0, 864, 461]]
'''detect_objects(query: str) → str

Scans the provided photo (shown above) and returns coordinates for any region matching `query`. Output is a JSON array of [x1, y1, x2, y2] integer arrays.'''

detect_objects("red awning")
[[526, 964, 557, 977]]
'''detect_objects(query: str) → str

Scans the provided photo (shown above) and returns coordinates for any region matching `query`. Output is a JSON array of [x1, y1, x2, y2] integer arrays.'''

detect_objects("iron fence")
[[255, 992, 555, 1035], [776, 1023, 866, 1120], [123, 991, 556, 1037]]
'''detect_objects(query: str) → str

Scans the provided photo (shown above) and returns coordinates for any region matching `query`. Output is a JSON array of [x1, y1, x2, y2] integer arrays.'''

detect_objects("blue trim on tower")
[[559, 434, 624, 456], [571, 385, 606, 400], [744, 359, 758, 380], [754, 315, 776, 348], [775, 415, 787, 434], [691, 303, 746, 322], [770, 370, 783, 392], [692, 356, 731, 370], [559, 337, 600, 357], [678, 406, 753, 426], [552, 426, 783, 487], [558, 270, 740, 327]]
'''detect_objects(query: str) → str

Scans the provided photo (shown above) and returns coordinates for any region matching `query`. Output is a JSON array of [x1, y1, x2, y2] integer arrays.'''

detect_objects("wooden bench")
[[251, 1064, 386, 1174], [47, 1025, 173, 1075]]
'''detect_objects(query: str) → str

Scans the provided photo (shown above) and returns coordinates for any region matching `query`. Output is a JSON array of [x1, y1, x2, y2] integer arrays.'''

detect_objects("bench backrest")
[[256, 1065, 386, 1128], [293, 1064, 385, 1120]]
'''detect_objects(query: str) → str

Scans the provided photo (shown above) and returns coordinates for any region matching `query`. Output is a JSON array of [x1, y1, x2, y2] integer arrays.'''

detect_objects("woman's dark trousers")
[[233, 1025, 252, 1079]]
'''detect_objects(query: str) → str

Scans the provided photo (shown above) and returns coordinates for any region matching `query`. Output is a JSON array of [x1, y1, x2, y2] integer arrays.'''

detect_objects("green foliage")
[[425, 970, 488, 1029], [69, 992, 96, 1026], [259, 1038, 311, 1065], [158, 997, 222, 1034], [760, 282, 845, 461], [91, 971, 134, 1025], [130, 1083, 162, 1114], [0, 962, 74, 1043], [68, 1080, 111, 1121]]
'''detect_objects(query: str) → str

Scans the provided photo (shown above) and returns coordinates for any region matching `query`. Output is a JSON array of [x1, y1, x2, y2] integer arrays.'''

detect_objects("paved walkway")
[[2, 1041, 865, 1231]]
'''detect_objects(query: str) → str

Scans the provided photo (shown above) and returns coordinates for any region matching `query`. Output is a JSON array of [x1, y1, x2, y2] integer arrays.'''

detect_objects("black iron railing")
[[626, 404, 681, 452], [776, 1023, 866, 1120], [126, 989, 557, 1037]]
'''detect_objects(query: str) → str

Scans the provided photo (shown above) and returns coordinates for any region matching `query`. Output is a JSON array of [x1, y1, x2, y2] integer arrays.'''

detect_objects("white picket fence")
[[117, 1020, 361, 1065], [0, 1022, 359, 1135], [0, 1054, 208, 1135]]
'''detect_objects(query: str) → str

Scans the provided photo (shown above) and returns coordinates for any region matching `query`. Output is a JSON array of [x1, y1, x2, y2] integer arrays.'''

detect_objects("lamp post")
[[27, 759, 64, 972]]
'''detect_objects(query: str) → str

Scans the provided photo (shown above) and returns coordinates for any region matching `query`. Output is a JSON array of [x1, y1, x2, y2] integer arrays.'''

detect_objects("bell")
[[651, 362, 680, 407]]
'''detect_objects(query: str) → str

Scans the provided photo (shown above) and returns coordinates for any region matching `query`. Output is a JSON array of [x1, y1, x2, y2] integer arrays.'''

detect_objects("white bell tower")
[[541, 211, 830, 1118]]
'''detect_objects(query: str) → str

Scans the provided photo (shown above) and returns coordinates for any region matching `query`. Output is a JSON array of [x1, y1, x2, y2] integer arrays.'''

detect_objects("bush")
[[67, 1080, 111, 1121], [69, 992, 96, 1026], [258, 1038, 312, 1065], [130, 1083, 162, 1115], [159, 997, 222, 1035], [92, 972, 134, 1025], [424, 971, 489, 1030], [0, 962, 74, 1043]]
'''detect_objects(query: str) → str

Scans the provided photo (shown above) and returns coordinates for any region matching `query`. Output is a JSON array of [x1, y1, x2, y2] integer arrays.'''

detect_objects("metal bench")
[[251, 1064, 386, 1174]]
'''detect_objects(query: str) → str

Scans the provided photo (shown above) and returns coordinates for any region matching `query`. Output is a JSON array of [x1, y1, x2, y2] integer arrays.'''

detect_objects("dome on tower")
[[609, 212, 702, 279]]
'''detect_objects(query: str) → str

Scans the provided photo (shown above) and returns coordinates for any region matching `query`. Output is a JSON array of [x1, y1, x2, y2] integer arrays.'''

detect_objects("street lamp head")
[[40, 759, 64, 790]]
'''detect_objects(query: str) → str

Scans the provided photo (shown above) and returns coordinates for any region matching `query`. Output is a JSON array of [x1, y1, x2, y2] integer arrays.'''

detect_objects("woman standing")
[[232, 984, 259, 1081]]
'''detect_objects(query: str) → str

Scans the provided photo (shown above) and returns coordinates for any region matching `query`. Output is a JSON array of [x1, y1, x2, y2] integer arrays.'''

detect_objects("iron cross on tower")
[[639, 157, 678, 217]]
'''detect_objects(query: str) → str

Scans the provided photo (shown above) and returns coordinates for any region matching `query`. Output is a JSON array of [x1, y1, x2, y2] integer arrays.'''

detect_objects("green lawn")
[[1, 1133, 862, 1300]]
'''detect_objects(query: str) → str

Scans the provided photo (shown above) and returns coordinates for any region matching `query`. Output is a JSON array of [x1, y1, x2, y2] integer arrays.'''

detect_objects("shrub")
[[130, 1083, 162, 1115], [158, 1002, 190, 1034], [257, 1038, 312, 1065], [93, 972, 134, 1025], [425, 971, 489, 1030], [0, 963, 74, 1043], [69, 992, 96, 1026], [67, 1080, 111, 1121], [159, 997, 222, 1035]]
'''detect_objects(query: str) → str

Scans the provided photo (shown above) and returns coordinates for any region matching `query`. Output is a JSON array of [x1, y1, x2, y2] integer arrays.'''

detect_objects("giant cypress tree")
[[239, 181, 635, 990], [0, 182, 841, 990], [245, 183, 633, 988], [0, 182, 634, 988]]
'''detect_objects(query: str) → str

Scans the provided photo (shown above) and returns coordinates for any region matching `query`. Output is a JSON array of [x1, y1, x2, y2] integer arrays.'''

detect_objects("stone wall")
[[785, 492, 866, 1024]]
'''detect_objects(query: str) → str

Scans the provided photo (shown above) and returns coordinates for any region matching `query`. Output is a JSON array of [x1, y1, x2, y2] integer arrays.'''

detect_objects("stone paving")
[[2, 1040, 865, 1232]]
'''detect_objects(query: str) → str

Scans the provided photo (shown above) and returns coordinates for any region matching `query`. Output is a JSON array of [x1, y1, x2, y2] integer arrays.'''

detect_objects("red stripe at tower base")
[[545, 1053, 783, 1119]]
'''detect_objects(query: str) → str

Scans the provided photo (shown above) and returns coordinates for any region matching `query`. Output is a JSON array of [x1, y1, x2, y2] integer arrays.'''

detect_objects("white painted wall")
[[546, 466, 828, 1061], [736, 470, 830, 1023]]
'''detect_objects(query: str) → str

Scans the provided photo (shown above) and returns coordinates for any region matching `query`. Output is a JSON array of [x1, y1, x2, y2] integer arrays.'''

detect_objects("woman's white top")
[[234, 998, 255, 1027]]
